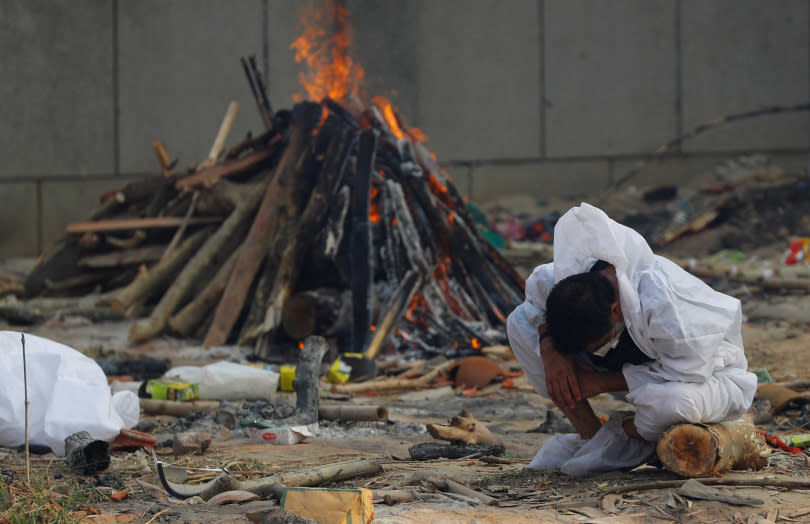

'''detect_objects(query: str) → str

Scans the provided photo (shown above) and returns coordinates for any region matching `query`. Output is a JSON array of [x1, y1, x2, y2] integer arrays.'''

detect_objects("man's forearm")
[[594, 371, 628, 395]]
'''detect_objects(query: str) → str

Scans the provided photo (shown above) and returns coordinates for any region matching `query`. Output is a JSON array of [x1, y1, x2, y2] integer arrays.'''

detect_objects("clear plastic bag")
[[164, 361, 280, 401]]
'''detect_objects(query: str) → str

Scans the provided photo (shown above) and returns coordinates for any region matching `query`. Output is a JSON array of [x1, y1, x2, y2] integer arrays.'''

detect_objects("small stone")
[[172, 432, 211, 455]]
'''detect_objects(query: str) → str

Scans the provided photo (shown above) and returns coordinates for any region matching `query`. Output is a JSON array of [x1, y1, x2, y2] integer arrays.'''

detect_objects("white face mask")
[[591, 320, 625, 357]]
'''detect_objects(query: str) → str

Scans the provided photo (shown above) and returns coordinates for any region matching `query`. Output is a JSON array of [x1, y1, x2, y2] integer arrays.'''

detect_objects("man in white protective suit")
[[506, 203, 757, 477]]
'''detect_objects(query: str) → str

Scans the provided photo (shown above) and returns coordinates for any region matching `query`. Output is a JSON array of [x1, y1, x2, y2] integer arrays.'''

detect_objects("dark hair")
[[544, 271, 616, 356]]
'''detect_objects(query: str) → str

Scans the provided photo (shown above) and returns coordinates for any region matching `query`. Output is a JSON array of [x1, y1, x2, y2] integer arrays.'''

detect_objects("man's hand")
[[540, 335, 581, 409]]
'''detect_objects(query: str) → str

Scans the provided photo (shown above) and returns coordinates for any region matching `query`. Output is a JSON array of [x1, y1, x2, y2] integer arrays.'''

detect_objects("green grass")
[[0, 473, 104, 524]]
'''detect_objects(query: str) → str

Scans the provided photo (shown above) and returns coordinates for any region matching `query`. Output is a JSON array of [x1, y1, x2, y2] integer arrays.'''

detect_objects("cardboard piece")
[[281, 487, 374, 524]]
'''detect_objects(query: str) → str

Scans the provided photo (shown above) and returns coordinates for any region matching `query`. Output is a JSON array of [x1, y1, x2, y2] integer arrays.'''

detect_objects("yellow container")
[[327, 358, 352, 384], [280, 365, 296, 391], [146, 379, 199, 401]]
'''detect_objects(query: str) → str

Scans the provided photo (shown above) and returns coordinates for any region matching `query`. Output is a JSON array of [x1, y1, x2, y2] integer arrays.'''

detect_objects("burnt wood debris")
[[23, 56, 524, 363]]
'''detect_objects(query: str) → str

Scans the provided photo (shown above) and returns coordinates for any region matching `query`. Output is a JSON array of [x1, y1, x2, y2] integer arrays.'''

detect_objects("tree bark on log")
[[77, 245, 166, 268], [286, 336, 329, 425], [252, 124, 355, 342], [168, 246, 241, 337], [349, 130, 378, 354], [656, 418, 771, 477], [129, 177, 268, 344], [237, 103, 330, 350], [204, 104, 331, 348], [111, 228, 210, 315]]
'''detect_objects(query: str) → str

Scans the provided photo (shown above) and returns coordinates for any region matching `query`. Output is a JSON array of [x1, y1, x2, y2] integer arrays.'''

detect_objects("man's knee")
[[632, 384, 703, 441]]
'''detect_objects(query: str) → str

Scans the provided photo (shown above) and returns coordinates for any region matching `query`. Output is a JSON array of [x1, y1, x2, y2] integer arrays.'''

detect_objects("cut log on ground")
[[426, 409, 502, 446], [286, 336, 329, 425], [656, 417, 771, 477]]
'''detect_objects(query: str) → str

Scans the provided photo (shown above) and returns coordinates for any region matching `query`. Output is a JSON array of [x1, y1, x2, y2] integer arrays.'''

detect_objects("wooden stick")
[[77, 245, 166, 268], [175, 149, 273, 191], [66, 216, 220, 234], [168, 246, 241, 336], [152, 140, 174, 175], [331, 359, 457, 394], [602, 476, 810, 494], [426, 477, 496, 505], [205, 101, 240, 167], [161, 458, 382, 501], [248, 54, 274, 121], [21, 333, 30, 485], [111, 228, 210, 315], [364, 269, 421, 360], [161, 191, 200, 262], [129, 179, 267, 344], [240, 56, 271, 130]]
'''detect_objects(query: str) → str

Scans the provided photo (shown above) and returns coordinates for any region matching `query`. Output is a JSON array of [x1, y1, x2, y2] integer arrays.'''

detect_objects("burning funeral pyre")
[[24, 2, 524, 362]]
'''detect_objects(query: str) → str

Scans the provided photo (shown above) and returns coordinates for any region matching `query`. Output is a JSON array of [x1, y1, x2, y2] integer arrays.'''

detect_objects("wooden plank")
[[202, 104, 321, 348], [66, 216, 221, 234], [175, 149, 273, 190], [77, 245, 166, 268]]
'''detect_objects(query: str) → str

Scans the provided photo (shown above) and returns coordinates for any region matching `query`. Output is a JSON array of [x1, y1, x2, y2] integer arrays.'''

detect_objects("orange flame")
[[372, 96, 405, 139], [370, 325, 376, 331], [369, 186, 380, 223], [372, 96, 427, 143], [290, 0, 364, 102], [298, 341, 305, 350], [471, 338, 481, 350]]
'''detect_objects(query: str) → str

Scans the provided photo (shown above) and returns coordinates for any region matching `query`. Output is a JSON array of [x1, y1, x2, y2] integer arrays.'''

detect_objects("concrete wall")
[[1, 0, 808, 257]]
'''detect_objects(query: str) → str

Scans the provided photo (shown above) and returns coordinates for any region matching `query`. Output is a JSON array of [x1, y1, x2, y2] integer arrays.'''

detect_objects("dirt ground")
[[3, 224, 810, 523], [0, 302, 807, 524]]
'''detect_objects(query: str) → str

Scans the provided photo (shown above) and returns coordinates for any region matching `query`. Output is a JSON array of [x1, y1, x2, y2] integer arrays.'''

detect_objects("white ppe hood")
[[524, 203, 748, 385]]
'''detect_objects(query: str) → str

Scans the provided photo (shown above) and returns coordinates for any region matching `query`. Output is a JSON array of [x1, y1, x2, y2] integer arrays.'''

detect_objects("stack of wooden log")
[[25, 65, 524, 360]]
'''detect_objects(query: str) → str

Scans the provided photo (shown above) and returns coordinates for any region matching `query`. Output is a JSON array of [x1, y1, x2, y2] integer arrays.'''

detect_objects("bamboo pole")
[[331, 359, 457, 394]]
